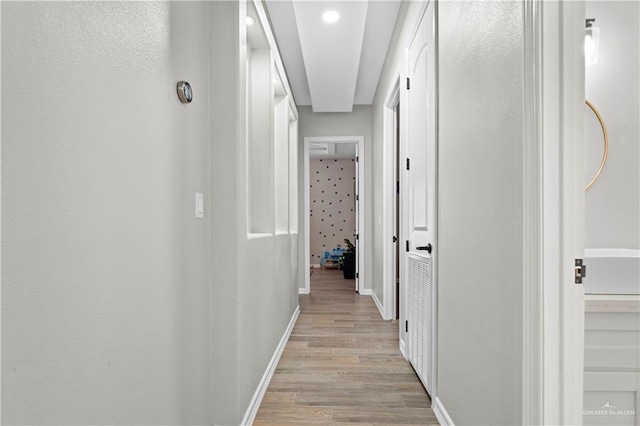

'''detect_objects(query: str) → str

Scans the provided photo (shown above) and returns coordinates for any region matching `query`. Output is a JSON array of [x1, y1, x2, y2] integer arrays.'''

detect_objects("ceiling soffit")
[[265, 0, 401, 112], [293, 1, 369, 112]]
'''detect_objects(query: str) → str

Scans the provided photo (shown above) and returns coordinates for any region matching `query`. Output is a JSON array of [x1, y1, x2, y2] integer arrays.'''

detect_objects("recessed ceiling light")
[[322, 11, 340, 23], [246, 16, 256, 26]]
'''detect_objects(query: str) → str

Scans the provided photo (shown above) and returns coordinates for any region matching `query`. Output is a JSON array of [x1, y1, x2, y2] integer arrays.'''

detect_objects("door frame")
[[382, 67, 401, 322], [302, 136, 365, 295], [523, 1, 585, 424]]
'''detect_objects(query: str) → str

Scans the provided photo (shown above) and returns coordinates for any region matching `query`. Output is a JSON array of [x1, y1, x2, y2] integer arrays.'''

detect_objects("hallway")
[[254, 269, 437, 425]]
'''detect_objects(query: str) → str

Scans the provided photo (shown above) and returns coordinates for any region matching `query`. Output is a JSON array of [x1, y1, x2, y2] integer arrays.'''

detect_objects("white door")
[[403, 0, 436, 393]]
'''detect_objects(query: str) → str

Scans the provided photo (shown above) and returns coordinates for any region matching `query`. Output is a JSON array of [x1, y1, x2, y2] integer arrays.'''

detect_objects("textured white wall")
[[297, 106, 372, 290], [210, 2, 300, 423], [2, 2, 212, 423], [584, 1, 640, 250], [371, 3, 525, 422], [436, 2, 524, 423], [208, 2, 243, 423], [2, 2, 301, 425]]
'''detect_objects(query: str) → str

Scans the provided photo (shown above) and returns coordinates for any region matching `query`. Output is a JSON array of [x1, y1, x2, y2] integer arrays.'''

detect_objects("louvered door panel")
[[407, 253, 432, 392]]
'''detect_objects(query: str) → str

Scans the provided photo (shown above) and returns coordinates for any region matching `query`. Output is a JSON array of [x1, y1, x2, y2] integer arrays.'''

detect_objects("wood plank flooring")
[[254, 269, 437, 425]]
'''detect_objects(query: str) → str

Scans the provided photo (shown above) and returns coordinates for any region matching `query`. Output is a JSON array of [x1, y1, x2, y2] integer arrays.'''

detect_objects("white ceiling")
[[265, 0, 401, 113]]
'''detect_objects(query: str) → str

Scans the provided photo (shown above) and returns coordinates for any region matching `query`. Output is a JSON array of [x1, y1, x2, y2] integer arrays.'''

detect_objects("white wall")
[[437, 2, 524, 423], [2, 2, 300, 425], [371, 1, 525, 424], [2, 2, 212, 423], [584, 1, 640, 250], [209, 3, 242, 423], [297, 106, 372, 290], [234, 3, 300, 418]]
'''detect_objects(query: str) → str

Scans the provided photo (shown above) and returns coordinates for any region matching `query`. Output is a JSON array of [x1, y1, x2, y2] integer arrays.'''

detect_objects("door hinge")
[[356, 156, 359, 162], [355, 233, 359, 241], [575, 259, 587, 284], [356, 272, 359, 279], [396, 181, 400, 194], [356, 194, 359, 201], [406, 158, 410, 170], [406, 78, 410, 90], [405, 240, 410, 252], [405, 320, 408, 332]]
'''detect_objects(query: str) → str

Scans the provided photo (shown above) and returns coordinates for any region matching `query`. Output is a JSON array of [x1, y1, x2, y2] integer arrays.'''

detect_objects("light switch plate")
[[195, 192, 204, 218]]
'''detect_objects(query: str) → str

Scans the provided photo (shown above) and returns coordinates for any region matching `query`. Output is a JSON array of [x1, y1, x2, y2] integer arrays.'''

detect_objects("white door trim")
[[523, 1, 585, 423], [522, 1, 543, 423], [554, 2, 586, 423], [382, 67, 401, 321], [302, 136, 365, 295]]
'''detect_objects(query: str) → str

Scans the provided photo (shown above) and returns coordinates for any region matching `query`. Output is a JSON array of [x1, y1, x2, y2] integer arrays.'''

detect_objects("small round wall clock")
[[177, 81, 193, 103]]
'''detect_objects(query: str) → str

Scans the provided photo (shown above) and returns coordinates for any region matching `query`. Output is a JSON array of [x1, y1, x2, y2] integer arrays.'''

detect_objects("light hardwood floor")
[[254, 268, 437, 425]]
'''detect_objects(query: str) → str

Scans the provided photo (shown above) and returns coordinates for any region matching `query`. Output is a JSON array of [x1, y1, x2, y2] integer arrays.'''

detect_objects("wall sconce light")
[[585, 18, 600, 66]]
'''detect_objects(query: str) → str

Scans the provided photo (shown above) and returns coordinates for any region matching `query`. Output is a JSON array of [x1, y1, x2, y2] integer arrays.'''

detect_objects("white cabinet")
[[584, 297, 640, 425]]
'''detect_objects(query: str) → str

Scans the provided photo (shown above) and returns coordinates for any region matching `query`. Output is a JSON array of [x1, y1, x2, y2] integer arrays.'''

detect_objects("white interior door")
[[404, 0, 436, 394]]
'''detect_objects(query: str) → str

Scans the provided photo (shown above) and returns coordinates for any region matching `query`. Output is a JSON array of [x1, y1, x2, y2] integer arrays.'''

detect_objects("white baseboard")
[[359, 288, 372, 296], [399, 338, 407, 360], [298, 288, 309, 294], [311, 263, 321, 268], [433, 397, 454, 426], [371, 290, 386, 319], [241, 305, 300, 426]]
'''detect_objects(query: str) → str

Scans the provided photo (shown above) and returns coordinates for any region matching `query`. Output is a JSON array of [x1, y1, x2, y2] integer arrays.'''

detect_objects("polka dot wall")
[[309, 158, 357, 265]]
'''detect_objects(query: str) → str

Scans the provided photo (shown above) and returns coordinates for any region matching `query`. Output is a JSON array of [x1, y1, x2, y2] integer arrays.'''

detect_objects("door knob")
[[416, 243, 432, 253]]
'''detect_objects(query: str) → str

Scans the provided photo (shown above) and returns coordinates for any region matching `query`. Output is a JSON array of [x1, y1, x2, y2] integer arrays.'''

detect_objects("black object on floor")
[[342, 251, 355, 279]]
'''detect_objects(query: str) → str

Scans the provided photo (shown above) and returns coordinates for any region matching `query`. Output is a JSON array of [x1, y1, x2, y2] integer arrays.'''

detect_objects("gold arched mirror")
[[585, 99, 609, 191]]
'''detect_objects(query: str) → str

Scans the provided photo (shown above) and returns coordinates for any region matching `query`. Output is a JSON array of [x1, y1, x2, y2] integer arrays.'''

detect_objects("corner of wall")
[[209, 2, 243, 424]]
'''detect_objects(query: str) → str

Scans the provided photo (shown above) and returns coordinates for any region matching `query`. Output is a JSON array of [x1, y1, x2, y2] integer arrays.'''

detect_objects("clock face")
[[177, 81, 193, 103]]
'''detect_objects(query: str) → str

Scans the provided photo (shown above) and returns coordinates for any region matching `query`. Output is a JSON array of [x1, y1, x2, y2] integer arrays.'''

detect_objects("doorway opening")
[[302, 136, 365, 295], [394, 104, 401, 320], [381, 0, 438, 399], [382, 71, 401, 322]]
